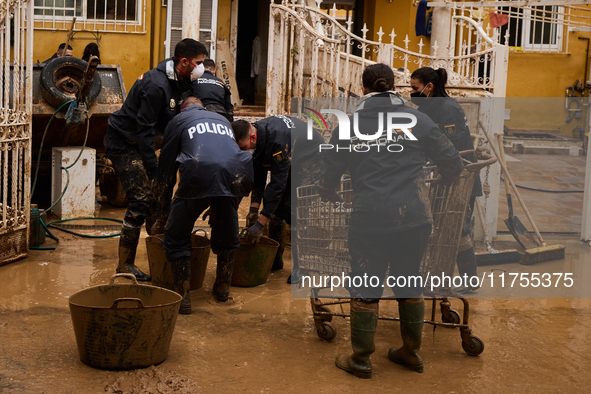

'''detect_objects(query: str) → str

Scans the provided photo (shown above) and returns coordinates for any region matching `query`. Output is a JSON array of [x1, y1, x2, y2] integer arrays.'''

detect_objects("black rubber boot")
[[388, 299, 424, 373], [456, 248, 479, 293], [171, 257, 191, 315], [268, 217, 285, 271], [116, 224, 151, 281], [213, 251, 235, 302], [335, 299, 379, 379]]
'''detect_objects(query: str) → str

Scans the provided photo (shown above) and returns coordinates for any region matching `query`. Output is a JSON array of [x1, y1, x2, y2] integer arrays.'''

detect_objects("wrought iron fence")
[[267, 1, 507, 116], [0, 0, 33, 264]]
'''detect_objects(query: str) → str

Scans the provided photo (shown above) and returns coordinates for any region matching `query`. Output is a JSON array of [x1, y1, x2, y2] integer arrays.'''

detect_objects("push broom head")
[[476, 249, 523, 266], [519, 244, 566, 265]]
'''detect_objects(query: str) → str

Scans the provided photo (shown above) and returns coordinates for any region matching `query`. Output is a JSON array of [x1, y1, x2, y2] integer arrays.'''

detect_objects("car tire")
[[40, 56, 102, 109]]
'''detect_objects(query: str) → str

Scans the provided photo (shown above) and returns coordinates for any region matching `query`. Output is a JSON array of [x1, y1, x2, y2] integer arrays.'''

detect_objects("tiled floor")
[[496, 153, 587, 234]]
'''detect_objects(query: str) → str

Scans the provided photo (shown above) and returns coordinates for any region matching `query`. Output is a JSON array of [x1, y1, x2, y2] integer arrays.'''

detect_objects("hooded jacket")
[[104, 58, 194, 172], [320, 92, 464, 233]]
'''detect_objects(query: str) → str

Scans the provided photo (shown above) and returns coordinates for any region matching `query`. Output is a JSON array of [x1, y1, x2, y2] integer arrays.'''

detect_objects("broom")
[[474, 196, 523, 266], [479, 121, 565, 265]]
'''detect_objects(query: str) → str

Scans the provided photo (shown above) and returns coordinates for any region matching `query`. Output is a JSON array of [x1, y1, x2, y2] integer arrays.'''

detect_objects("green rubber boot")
[[171, 257, 191, 315], [335, 300, 379, 379], [388, 299, 424, 373]]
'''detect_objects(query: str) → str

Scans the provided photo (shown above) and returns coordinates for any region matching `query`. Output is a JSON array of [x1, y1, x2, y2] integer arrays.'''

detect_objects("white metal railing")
[[33, 0, 146, 34], [267, 1, 507, 115], [0, 0, 34, 260], [432, 1, 591, 54]]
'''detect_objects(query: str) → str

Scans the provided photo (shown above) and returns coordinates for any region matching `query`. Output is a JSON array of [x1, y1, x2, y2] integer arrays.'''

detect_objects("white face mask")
[[191, 63, 204, 81]]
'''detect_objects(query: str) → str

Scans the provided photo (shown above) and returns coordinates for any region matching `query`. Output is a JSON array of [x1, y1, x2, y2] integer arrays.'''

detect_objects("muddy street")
[[1, 230, 591, 393]]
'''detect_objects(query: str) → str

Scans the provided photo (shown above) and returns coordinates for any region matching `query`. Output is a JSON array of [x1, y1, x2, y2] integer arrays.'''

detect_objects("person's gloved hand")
[[202, 208, 215, 226], [246, 207, 259, 227], [245, 221, 264, 245], [150, 217, 166, 235]]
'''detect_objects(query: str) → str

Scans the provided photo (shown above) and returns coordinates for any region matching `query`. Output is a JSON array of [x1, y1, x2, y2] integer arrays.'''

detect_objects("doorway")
[[235, 0, 270, 106]]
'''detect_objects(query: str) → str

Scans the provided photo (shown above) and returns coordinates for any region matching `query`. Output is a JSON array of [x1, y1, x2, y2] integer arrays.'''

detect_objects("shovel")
[[496, 133, 539, 250]]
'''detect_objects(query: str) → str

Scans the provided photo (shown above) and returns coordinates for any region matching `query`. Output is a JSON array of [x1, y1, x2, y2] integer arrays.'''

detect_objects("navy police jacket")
[[417, 96, 483, 197], [105, 59, 194, 172], [157, 105, 253, 215], [320, 92, 464, 233], [193, 70, 234, 120], [252, 115, 303, 218]]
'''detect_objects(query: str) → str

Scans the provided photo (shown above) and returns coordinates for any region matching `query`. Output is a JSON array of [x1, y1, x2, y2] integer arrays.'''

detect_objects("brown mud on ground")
[[1, 225, 591, 392], [104, 366, 200, 394]]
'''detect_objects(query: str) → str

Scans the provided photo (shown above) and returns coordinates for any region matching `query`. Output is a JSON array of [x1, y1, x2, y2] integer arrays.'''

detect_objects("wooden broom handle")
[[475, 197, 491, 244], [478, 121, 546, 245]]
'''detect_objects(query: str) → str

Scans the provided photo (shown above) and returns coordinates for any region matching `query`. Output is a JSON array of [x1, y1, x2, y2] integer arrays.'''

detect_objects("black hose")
[[500, 174, 583, 193]]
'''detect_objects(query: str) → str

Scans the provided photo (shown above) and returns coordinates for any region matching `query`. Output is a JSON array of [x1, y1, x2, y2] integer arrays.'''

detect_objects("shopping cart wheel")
[[317, 322, 337, 342], [462, 335, 484, 356], [316, 306, 333, 322], [441, 309, 461, 325]]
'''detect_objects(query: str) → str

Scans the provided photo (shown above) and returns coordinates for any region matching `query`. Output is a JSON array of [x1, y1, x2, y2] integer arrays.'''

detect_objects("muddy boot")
[[269, 217, 285, 271], [116, 223, 151, 281], [171, 257, 191, 315], [213, 251, 235, 302], [456, 248, 479, 293], [335, 300, 379, 379], [388, 299, 424, 373]]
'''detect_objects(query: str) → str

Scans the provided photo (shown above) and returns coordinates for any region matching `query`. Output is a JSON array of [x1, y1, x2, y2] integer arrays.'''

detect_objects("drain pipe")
[[579, 37, 590, 94]]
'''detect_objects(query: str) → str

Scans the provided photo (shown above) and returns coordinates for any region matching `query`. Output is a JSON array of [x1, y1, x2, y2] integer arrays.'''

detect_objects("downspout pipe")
[[578, 36, 590, 95]]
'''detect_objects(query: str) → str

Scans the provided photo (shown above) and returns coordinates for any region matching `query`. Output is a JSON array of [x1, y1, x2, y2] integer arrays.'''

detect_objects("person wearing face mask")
[[151, 98, 253, 310], [410, 67, 483, 293], [319, 63, 463, 378], [104, 38, 208, 282], [231, 116, 324, 284]]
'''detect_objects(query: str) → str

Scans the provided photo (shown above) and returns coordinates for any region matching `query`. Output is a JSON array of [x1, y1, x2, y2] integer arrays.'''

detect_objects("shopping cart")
[[296, 151, 496, 356]]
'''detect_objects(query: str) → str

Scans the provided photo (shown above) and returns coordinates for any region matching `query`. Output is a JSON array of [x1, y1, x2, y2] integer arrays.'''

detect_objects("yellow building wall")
[[33, 0, 232, 93], [33, 30, 153, 91], [504, 27, 591, 135], [364, 0, 430, 70]]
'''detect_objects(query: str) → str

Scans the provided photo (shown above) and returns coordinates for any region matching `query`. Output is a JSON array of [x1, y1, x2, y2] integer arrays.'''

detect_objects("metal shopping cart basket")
[[296, 152, 496, 356]]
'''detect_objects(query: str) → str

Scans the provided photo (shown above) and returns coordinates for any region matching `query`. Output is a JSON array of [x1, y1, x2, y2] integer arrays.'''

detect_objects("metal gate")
[[266, 1, 508, 239], [0, 0, 33, 265]]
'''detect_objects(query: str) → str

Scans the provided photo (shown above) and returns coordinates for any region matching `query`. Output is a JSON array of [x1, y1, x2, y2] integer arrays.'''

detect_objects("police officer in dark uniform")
[[319, 64, 463, 378], [232, 116, 324, 284], [193, 59, 234, 122], [152, 98, 253, 312], [232, 115, 320, 285], [410, 66, 483, 292], [104, 38, 208, 281]]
